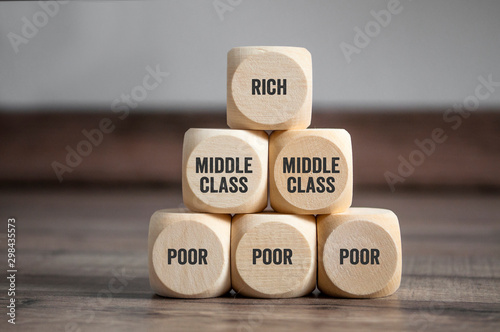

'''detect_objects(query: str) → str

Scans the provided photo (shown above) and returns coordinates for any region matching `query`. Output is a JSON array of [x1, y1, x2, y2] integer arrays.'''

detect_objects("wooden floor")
[[1, 188, 499, 331]]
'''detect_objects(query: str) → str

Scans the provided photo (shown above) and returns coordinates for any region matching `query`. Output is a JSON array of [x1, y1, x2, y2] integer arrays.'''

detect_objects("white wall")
[[1, 0, 499, 112]]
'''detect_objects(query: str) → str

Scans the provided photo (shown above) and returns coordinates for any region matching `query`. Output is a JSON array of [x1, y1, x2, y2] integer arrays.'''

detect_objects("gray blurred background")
[[0, 0, 499, 189], [1, 0, 499, 112]]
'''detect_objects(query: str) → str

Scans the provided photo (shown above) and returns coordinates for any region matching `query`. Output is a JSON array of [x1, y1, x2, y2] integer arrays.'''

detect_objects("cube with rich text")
[[227, 46, 312, 130]]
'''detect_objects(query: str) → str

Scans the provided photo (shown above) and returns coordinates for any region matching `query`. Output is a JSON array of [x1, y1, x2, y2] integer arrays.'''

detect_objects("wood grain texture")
[[182, 128, 268, 213], [317, 208, 402, 298], [0, 188, 499, 331], [227, 46, 312, 130], [0, 111, 498, 189], [270, 129, 353, 214], [148, 209, 231, 298], [231, 213, 316, 298]]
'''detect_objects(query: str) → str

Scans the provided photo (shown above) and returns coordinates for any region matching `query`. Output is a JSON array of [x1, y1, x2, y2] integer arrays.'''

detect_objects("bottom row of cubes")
[[148, 207, 402, 299]]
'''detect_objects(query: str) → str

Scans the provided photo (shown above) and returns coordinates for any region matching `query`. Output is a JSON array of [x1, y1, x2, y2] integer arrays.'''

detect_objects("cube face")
[[317, 208, 402, 298], [148, 209, 231, 298], [182, 128, 268, 213], [231, 213, 317, 298], [269, 129, 353, 214], [227, 46, 312, 130]]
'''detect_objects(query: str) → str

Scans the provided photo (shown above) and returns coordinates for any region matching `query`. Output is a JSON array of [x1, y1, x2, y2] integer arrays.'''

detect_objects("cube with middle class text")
[[182, 128, 268, 213], [269, 129, 353, 215]]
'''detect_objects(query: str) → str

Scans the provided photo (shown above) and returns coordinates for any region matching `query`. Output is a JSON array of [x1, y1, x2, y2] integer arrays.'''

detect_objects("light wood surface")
[[1, 188, 499, 331], [227, 46, 312, 130], [148, 209, 231, 298], [231, 213, 316, 298], [182, 128, 268, 213], [317, 208, 402, 298], [269, 129, 353, 214]]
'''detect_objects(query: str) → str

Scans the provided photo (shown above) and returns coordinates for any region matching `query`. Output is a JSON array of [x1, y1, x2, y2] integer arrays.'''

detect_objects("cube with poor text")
[[148, 209, 231, 298]]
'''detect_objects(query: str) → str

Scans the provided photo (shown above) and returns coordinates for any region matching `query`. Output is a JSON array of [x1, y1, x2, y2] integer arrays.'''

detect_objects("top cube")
[[227, 46, 312, 130]]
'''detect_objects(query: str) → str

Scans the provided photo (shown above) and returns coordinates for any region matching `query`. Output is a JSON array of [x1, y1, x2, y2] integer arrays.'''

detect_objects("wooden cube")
[[148, 209, 231, 298], [182, 128, 268, 213], [231, 213, 316, 298], [269, 129, 353, 214], [317, 208, 402, 298], [227, 46, 312, 130]]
